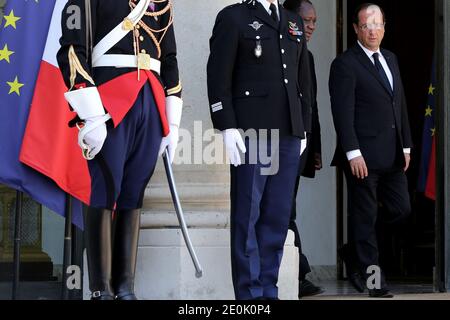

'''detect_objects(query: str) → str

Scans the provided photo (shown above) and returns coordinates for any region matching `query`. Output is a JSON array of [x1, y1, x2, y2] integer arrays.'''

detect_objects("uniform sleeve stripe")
[[167, 82, 182, 95], [211, 102, 223, 113], [68, 46, 95, 90]]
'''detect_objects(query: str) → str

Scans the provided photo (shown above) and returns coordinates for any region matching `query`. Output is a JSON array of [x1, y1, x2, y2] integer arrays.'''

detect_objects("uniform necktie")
[[269, 3, 279, 23], [373, 53, 393, 95]]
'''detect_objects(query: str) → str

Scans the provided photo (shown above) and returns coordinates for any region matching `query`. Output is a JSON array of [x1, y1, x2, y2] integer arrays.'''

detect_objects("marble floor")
[[302, 280, 450, 300], [0, 280, 448, 300]]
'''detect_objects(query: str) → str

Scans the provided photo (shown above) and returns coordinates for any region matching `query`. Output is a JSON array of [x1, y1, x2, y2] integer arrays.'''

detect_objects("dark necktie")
[[373, 53, 393, 95], [269, 3, 279, 23]]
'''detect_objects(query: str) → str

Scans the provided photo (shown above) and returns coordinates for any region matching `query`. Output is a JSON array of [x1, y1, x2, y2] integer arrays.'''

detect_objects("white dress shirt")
[[257, 0, 279, 18], [346, 42, 410, 161], [358, 41, 393, 90]]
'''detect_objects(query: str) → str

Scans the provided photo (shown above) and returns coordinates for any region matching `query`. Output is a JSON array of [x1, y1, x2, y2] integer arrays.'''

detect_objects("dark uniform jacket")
[[207, 0, 312, 139], [57, 0, 181, 117], [329, 44, 413, 170], [302, 51, 322, 178]]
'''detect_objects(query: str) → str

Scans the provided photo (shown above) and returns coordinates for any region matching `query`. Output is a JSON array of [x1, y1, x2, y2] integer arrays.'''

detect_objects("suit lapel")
[[279, 5, 287, 35], [382, 49, 402, 122], [252, 1, 279, 31], [352, 45, 393, 97], [382, 49, 399, 97]]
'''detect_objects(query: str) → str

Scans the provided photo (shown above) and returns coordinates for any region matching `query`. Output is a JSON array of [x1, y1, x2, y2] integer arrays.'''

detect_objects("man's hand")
[[78, 114, 111, 160], [222, 129, 247, 167], [404, 153, 411, 172], [158, 124, 179, 164], [314, 153, 323, 170], [349, 156, 368, 179]]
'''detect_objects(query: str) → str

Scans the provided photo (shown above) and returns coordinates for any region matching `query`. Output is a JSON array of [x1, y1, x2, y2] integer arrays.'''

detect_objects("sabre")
[[162, 149, 203, 278]]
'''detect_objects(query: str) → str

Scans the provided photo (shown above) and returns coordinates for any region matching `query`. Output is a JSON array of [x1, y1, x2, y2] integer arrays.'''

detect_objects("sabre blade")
[[163, 149, 203, 278]]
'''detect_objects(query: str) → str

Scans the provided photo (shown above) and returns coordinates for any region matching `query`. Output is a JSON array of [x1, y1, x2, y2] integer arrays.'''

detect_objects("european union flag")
[[417, 61, 436, 194], [0, 0, 82, 227]]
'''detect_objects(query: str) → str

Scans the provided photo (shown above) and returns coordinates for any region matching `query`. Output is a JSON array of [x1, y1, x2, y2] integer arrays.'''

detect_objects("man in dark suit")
[[284, 0, 323, 298], [207, 0, 312, 300], [329, 3, 412, 298]]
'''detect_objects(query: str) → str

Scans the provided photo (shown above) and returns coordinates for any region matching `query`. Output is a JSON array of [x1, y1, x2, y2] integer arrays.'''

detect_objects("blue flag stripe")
[[0, 0, 83, 228]]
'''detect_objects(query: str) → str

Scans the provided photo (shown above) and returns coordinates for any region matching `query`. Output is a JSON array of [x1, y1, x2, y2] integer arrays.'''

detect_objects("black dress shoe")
[[368, 288, 394, 298], [298, 280, 325, 298], [251, 297, 266, 301], [338, 246, 365, 293], [348, 273, 365, 293]]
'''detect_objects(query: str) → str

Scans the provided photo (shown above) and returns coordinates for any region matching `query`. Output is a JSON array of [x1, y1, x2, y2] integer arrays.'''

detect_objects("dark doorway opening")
[[343, 0, 436, 283]]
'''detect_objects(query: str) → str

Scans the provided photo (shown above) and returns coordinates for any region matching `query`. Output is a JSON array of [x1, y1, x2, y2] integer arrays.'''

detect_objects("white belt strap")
[[93, 54, 161, 74], [92, 0, 150, 65]]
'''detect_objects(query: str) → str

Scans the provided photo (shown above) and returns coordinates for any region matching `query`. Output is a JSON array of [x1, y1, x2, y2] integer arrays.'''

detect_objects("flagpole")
[[61, 193, 73, 300], [12, 191, 23, 300]]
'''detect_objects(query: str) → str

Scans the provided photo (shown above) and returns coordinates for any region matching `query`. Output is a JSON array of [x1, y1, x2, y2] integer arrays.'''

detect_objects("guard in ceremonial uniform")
[[207, 0, 312, 300], [57, 0, 183, 300]]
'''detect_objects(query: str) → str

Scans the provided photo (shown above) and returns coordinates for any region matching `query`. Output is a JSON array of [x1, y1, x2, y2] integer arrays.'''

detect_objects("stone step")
[[140, 209, 230, 229], [143, 183, 230, 211]]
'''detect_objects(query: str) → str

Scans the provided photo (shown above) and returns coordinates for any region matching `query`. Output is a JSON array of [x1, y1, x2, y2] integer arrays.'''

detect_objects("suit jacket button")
[[392, 125, 396, 129]]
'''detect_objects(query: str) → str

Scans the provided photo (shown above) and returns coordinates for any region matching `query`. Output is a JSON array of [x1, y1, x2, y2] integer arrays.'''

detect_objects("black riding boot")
[[112, 209, 141, 300], [85, 207, 114, 300]]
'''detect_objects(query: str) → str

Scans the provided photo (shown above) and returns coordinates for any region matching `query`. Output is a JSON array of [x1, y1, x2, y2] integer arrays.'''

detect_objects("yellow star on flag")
[[431, 128, 436, 137], [425, 105, 433, 117], [6, 76, 25, 96], [428, 84, 435, 95], [0, 44, 15, 63], [3, 10, 21, 29]]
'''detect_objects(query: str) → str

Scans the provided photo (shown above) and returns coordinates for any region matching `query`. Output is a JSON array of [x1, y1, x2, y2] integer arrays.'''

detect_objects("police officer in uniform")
[[57, 0, 183, 300], [207, 0, 312, 300]]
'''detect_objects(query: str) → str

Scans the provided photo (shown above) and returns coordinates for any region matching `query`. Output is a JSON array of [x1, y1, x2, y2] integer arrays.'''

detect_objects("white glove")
[[300, 132, 308, 156], [158, 124, 179, 164], [158, 96, 183, 164], [64, 87, 110, 160], [77, 114, 111, 160], [222, 129, 247, 167]]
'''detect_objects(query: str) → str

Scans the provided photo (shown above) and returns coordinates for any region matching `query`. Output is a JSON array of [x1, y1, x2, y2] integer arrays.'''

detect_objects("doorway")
[[338, 0, 436, 285]]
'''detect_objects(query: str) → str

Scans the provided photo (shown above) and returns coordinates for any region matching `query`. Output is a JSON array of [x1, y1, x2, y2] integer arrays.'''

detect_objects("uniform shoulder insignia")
[[221, 2, 243, 13], [225, 2, 242, 9], [243, 0, 257, 6]]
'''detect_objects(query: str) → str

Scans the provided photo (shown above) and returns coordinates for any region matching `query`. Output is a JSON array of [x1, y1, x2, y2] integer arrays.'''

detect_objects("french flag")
[[20, 0, 92, 210]]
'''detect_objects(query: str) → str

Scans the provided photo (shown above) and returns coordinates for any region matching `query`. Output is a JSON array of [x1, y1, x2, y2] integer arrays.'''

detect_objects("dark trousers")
[[230, 136, 301, 300], [344, 167, 411, 287], [289, 137, 312, 281], [88, 83, 163, 210], [289, 176, 312, 281]]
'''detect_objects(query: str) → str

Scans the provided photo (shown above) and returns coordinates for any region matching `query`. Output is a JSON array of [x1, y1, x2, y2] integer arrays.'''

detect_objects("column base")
[[134, 228, 298, 300]]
